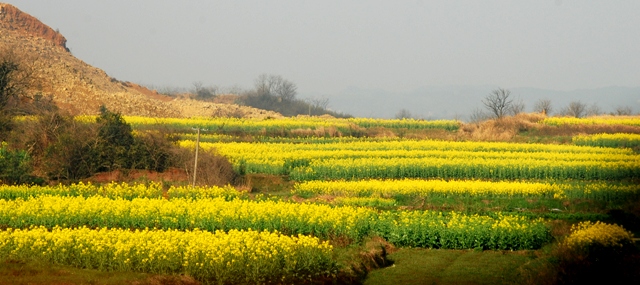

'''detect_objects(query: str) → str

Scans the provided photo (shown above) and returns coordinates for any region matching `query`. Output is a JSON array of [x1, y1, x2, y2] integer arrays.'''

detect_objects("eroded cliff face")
[[0, 3, 281, 118], [0, 3, 68, 51]]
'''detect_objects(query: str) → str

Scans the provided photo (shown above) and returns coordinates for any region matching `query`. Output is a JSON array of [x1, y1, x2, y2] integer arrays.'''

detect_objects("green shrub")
[[0, 142, 37, 185]]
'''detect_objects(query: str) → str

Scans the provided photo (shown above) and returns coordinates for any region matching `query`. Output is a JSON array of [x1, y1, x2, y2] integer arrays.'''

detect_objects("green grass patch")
[[364, 248, 534, 285]]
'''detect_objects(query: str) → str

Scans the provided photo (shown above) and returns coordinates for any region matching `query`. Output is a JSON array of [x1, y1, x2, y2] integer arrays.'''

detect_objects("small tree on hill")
[[509, 98, 526, 116], [614, 106, 632, 116], [395, 109, 413, 119], [561, 101, 587, 118], [534, 99, 553, 115], [0, 58, 19, 111], [482, 88, 513, 119], [0, 46, 33, 133], [96, 106, 134, 171], [586, 103, 601, 117], [254, 74, 297, 102], [192, 81, 217, 100]]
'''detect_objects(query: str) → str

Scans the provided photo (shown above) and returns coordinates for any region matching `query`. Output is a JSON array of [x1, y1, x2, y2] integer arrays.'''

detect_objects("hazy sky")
[[8, 0, 640, 96]]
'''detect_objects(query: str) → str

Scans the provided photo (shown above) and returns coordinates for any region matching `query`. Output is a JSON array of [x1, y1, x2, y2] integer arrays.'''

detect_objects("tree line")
[[467, 88, 634, 123]]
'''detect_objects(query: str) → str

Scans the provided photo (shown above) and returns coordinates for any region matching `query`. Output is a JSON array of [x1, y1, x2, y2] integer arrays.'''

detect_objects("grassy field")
[[365, 249, 534, 285]]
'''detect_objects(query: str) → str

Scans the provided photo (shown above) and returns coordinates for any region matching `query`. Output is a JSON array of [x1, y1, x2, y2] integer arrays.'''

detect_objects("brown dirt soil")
[[243, 174, 294, 193], [290, 195, 338, 204], [0, 3, 67, 49], [211, 94, 239, 104], [133, 275, 200, 285], [85, 168, 189, 184]]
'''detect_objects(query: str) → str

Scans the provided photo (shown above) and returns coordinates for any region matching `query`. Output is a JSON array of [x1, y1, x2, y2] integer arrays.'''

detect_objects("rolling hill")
[[0, 3, 280, 118]]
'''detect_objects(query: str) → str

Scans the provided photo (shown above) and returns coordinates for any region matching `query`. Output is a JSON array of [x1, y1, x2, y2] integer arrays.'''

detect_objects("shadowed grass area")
[[364, 248, 534, 285], [0, 259, 199, 285]]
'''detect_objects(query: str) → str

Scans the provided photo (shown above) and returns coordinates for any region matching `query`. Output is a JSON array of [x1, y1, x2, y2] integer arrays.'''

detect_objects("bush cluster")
[[2, 107, 235, 184], [550, 222, 640, 284], [0, 142, 39, 184], [32, 108, 174, 181]]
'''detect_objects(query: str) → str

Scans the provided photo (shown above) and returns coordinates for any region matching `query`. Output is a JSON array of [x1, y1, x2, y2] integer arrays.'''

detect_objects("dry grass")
[[458, 113, 546, 142], [289, 126, 342, 137], [457, 113, 640, 143], [170, 148, 237, 187]]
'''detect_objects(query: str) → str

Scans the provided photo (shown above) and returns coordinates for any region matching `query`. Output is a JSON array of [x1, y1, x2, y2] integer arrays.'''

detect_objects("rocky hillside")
[[0, 3, 280, 118]]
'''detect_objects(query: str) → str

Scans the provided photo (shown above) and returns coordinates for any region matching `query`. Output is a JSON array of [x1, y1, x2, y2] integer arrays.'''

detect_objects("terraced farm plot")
[[189, 140, 640, 180]]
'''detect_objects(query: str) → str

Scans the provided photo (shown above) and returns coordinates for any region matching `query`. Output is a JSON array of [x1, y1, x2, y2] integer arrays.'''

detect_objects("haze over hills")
[[0, 3, 280, 118], [313, 85, 640, 120], [2, 2, 637, 120]]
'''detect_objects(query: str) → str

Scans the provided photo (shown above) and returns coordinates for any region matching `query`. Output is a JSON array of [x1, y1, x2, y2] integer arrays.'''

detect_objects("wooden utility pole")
[[192, 128, 200, 187]]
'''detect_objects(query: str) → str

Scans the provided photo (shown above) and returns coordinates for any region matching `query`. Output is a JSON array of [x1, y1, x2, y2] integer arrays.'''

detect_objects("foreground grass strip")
[[364, 248, 534, 285], [0, 196, 551, 250], [0, 227, 337, 284]]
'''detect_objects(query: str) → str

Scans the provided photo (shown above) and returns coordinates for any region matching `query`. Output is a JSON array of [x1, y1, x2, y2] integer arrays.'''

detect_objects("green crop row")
[[0, 182, 244, 201], [573, 133, 640, 148], [293, 179, 640, 202], [0, 196, 550, 250], [288, 157, 638, 181]]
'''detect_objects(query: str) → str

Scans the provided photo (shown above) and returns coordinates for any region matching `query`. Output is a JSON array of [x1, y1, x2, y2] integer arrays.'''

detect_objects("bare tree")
[[0, 45, 38, 133], [0, 58, 19, 111], [560, 101, 587, 118], [191, 81, 217, 100], [614, 105, 632, 116], [0, 46, 36, 112], [192, 81, 204, 95], [586, 103, 601, 117], [254, 74, 297, 102], [533, 99, 553, 115], [482, 88, 513, 118], [303, 97, 331, 116], [469, 107, 489, 123], [310, 97, 330, 110], [508, 97, 526, 116], [220, 85, 244, 95], [395, 109, 413, 119]]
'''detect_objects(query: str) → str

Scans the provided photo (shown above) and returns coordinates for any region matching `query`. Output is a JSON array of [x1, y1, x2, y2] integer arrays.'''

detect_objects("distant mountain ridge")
[[320, 85, 640, 120]]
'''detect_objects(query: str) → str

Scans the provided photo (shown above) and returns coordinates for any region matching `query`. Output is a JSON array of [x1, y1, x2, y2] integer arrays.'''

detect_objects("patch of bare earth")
[[85, 168, 189, 184]]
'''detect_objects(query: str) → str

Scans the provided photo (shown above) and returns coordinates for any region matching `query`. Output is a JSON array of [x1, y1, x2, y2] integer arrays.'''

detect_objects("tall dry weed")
[[458, 113, 546, 141]]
